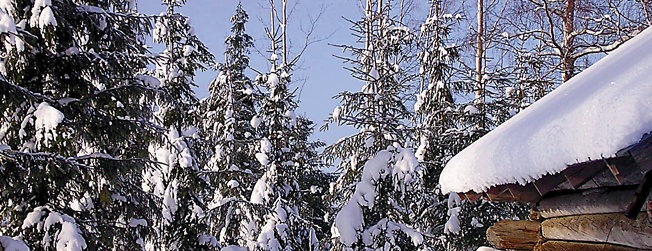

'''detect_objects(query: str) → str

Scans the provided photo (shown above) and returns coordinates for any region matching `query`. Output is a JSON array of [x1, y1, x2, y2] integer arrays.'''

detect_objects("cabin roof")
[[461, 134, 652, 203], [439, 26, 652, 202]]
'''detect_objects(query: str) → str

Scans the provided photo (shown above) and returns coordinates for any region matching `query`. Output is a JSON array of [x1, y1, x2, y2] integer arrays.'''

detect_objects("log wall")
[[487, 187, 652, 251]]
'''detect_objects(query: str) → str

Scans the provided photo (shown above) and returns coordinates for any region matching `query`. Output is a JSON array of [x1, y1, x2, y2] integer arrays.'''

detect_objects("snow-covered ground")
[[440, 26, 652, 194]]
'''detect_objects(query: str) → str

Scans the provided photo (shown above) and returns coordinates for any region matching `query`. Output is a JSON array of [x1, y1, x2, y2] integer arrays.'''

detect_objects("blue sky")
[[139, 0, 364, 144]]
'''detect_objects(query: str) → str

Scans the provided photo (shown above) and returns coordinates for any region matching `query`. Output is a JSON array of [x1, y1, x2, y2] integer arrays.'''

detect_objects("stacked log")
[[535, 188, 641, 218], [541, 213, 652, 249], [486, 187, 652, 250], [536, 241, 640, 251]]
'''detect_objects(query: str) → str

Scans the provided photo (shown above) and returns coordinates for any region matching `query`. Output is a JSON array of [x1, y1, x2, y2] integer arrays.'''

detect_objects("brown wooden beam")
[[485, 185, 511, 201], [463, 191, 482, 203], [626, 170, 652, 219], [563, 159, 608, 188], [506, 183, 541, 203], [627, 134, 652, 173], [534, 174, 568, 196], [605, 155, 638, 185]]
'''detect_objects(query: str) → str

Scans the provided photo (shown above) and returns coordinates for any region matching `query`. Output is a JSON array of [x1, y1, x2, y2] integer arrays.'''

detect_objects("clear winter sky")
[[139, 0, 367, 145]]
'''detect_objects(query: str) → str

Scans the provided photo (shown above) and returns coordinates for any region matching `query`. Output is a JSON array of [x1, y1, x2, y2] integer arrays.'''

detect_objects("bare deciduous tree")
[[506, 0, 650, 82]]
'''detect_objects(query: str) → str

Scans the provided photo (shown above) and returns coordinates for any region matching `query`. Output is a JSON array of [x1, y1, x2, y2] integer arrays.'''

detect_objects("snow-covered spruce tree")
[[144, 0, 215, 249], [438, 35, 551, 251], [250, 61, 328, 251], [412, 2, 531, 249], [322, 0, 425, 250], [489, 38, 556, 125], [247, 0, 331, 249], [0, 0, 160, 250], [412, 2, 467, 249], [414, 0, 461, 190], [290, 117, 333, 248], [198, 4, 261, 248]]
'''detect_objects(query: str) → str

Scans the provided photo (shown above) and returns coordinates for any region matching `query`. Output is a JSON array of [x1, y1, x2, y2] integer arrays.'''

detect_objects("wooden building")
[[438, 27, 652, 250], [470, 135, 652, 250]]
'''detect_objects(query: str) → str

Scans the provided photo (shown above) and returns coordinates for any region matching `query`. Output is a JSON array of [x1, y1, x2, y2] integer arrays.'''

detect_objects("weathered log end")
[[530, 209, 543, 222], [486, 220, 541, 250], [535, 240, 639, 251]]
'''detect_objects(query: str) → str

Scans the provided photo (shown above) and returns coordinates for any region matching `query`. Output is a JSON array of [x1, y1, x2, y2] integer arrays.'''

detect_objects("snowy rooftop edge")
[[439, 26, 652, 194]]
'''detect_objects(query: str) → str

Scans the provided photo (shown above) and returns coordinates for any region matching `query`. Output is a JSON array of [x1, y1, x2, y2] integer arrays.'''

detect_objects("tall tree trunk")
[[476, 0, 485, 127], [366, 0, 373, 129], [562, 0, 575, 82], [270, 0, 278, 70], [282, 0, 288, 66]]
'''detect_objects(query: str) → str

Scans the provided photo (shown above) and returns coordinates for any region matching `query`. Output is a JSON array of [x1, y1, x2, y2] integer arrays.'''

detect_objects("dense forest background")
[[0, 0, 649, 250]]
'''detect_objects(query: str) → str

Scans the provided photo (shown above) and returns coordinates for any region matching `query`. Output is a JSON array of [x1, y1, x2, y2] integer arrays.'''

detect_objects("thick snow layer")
[[136, 74, 160, 88], [440, 27, 652, 194], [0, 8, 17, 45], [34, 102, 64, 147], [182, 45, 194, 56], [255, 152, 269, 166], [34, 102, 63, 132], [444, 193, 461, 234], [0, 0, 14, 14], [250, 174, 270, 204], [0, 236, 30, 251], [227, 180, 239, 188], [29, 0, 50, 28], [128, 219, 147, 227], [284, 110, 296, 127], [22, 207, 45, 229], [477, 247, 499, 251], [39, 211, 87, 251], [257, 219, 280, 250], [221, 245, 247, 251], [250, 116, 262, 129], [162, 179, 179, 224], [38, 6, 56, 29], [267, 73, 279, 88], [198, 234, 218, 247]]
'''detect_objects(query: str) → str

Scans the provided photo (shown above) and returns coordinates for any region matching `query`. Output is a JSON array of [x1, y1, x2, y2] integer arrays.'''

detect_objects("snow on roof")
[[440, 27, 652, 194]]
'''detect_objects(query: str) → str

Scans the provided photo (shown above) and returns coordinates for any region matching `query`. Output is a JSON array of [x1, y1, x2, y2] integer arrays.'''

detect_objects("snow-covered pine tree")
[[322, 0, 425, 250], [247, 0, 330, 249], [144, 0, 215, 249], [198, 3, 261, 248], [0, 0, 160, 249]]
